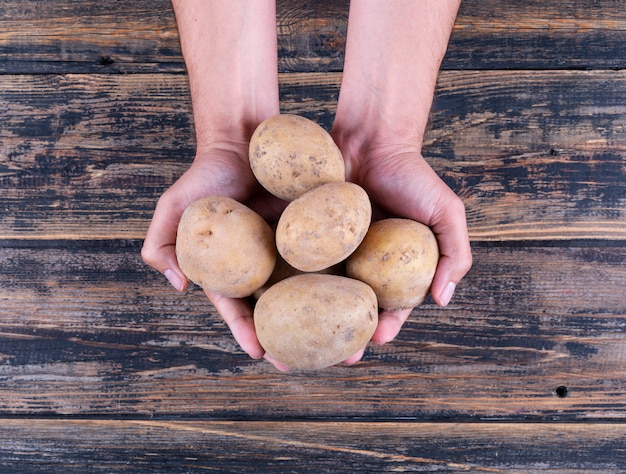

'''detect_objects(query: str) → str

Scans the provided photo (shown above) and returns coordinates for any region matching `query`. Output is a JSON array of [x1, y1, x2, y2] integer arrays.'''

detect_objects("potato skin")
[[254, 274, 378, 370], [276, 182, 372, 272], [252, 252, 345, 300], [249, 114, 345, 201], [175, 196, 276, 298], [346, 218, 439, 310]]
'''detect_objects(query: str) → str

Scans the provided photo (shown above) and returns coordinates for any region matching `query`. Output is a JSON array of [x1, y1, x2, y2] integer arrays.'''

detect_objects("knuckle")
[[140, 242, 157, 267], [450, 195, 468, 218], [459, 251, 473, 274]]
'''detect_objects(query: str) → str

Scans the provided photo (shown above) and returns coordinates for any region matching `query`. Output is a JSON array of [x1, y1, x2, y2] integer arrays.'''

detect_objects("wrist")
[[193, 107, 275, 155], [332, 86, 425, 164], [188, 143, 259, 204], [174, 0, 279, 152], [331, 73, 429, 159]]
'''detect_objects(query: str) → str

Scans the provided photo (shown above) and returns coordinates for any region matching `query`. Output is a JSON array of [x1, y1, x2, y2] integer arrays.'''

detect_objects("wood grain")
[[0, 0, 183, 74], [2, 0, 625, 469], [1, 71, 624, 241], [1, 0, 625, 74], [426, 69, 626, 241], [1, 419, 625, 472], [276, 0, 348, 73], [448, 0, 626, 70], [1, 243, 625, 419]]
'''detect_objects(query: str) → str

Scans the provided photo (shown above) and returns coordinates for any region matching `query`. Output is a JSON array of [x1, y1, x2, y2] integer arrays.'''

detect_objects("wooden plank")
[[1, 0, 625, 74], [0, 0, 183, 74], [277, 0, 626, 72], [276, 0, 348, 73], [1, 419, 626, 472], [1, 243, 625, 419], [447, 0, 626, 70], [426, 69, 626, 241], [1, 71, 624, 241], [0, 73, 194, 239]]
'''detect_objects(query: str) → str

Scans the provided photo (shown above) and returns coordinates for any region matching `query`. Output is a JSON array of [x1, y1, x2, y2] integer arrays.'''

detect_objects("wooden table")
[[2, 1, 625, 471]]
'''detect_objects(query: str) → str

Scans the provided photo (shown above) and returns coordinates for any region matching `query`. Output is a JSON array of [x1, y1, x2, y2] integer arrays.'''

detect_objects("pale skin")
[[142, 0, 472, 371]]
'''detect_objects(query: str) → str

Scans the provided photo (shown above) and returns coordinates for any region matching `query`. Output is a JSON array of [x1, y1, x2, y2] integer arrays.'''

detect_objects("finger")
[[142, 190, 189, 292], [342, 345, 367, 366], [370, 308, 412, 344], [429, 195, 473, 307], [204, 289, 265, 360], [263, 353, 290, 372]]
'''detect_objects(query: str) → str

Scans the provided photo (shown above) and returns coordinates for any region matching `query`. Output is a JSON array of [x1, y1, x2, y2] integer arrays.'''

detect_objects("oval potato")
[[249, 114, 345, 201], [254, 274, 378, 370], [276, 182, 372, 272], [252, 251, 345, 300], [175, 196, 276, 298], [346, 218, 439, 310]]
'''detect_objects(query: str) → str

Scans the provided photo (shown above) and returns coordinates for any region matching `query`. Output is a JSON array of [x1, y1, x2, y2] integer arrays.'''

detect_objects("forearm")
[[333, 0, 461, 150], [172, 0, 279, 151]]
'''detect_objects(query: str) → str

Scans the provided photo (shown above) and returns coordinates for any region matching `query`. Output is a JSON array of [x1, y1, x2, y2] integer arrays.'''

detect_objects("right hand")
[[141, 143, 288, 369]]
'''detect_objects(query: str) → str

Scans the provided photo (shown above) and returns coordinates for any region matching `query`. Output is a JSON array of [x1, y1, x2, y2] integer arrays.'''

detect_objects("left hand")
[[336, 139, 473, 345]]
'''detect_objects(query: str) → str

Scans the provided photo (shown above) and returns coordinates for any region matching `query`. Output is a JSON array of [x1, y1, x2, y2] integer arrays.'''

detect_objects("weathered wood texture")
[[2, 420, 626, 472], [1, 243, 624, 420], [1, 0, 625, 470], [2, 71, 624, 241], [1, 0, 625, 73]]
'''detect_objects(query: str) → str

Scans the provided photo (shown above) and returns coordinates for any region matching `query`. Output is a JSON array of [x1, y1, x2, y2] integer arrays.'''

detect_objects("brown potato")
[[249, 114, 345, 201], [275, 182, 372, 272], [254, 274, 378, 370], [252, 250, 345, 300], [175, 196, 276, 298], [346, 218, 439, 310]]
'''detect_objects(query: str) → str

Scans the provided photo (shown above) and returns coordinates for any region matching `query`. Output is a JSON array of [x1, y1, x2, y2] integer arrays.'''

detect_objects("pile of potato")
[[176, 114, 439, 370]]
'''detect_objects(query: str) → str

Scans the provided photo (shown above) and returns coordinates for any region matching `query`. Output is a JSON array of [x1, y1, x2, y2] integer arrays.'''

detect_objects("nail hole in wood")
[[99, 55, 115, 66], [555, 385, 568, 398]]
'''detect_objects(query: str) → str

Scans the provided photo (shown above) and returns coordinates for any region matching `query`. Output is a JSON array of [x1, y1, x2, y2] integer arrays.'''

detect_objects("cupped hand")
[[337, 140, 473, 346], [141, 144, 288, 370]]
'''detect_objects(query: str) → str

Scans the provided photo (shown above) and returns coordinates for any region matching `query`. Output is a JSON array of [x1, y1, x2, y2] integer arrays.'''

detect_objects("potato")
[[249, 114, 345, 201], [175, 196, 276, 298], [275, 182, 372, 272], [346, 218, 439, 310], [254, 274, 378, 370], [252, 251, 345, 300]]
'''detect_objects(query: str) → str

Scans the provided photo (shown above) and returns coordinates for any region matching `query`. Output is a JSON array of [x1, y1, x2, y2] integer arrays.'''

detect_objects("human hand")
[[326, 0, 467, 353], [141, 144, 288, 370], [335, 139, 473, 346]]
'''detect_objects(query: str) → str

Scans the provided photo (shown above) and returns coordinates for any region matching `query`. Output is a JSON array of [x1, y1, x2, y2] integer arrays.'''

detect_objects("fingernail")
[[440, 281, 456, 306], [164, 269, 184, 292], [264, 353, 290, 372]]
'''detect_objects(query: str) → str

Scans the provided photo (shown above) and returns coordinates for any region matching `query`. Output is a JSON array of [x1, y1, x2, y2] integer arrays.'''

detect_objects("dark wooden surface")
[[1, 0, 625, 471]]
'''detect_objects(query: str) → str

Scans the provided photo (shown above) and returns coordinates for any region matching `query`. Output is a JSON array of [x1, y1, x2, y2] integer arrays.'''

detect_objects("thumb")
[[429, 195, 472, 306], [142, 191, 189, 292]]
